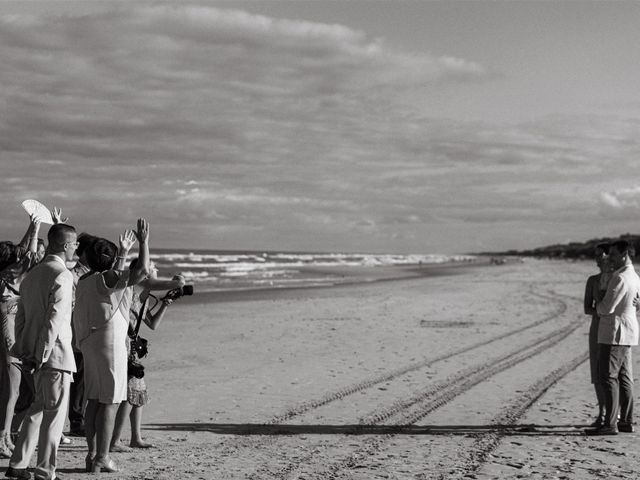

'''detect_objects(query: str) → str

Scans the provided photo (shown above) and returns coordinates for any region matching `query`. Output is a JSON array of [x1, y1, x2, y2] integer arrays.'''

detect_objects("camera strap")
[[129, 294, 149, 339]]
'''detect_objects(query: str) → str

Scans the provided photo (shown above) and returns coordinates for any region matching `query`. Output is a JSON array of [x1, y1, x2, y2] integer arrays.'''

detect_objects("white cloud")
[[2, 5, 640, 252], [600, 187, 640, 210]]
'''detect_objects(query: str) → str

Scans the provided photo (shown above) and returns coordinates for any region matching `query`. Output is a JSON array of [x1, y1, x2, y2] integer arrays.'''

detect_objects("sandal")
[[110, 443, 134, 453], [91, 456, 119, 473]]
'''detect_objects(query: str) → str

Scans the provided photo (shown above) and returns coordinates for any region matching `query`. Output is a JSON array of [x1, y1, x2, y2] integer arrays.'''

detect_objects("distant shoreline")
[[177, 257, 495, 304]]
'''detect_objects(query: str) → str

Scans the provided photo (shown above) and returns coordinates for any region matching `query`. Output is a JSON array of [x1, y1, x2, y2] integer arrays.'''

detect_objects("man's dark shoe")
[[585, 426, 619, 436], [618, 423, 634, 433], [4, 467, 30, 480]]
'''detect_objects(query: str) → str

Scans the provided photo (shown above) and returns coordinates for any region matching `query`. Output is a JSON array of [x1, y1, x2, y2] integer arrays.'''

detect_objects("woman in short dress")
[[74, 219, 149, 473]]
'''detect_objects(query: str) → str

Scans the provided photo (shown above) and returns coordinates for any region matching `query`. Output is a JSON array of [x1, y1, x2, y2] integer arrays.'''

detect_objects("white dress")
[[74, 271, 130, 404]]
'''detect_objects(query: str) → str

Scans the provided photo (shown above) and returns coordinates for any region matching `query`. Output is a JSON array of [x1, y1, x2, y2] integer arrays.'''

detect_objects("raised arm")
[[114, 230, 136, 271], [51, 206, 69, 225], [142, 274, 185, 291], [16, 215, 40, 254], [128, 218, 150, 286]]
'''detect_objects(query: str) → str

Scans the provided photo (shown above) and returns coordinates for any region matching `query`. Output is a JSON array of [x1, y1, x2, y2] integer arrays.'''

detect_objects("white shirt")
[[597, 261, 640, 345]]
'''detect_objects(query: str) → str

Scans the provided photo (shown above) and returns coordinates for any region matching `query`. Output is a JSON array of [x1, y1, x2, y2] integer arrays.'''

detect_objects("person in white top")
[[586, 239, 640, 436]]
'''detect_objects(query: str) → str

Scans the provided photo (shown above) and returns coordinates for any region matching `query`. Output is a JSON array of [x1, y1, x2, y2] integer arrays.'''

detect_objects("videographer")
[[110, 259, 191, 452]]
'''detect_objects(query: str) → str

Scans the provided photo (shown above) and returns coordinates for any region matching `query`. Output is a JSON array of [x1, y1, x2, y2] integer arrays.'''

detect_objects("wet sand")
[[3, 258, 636, 479]]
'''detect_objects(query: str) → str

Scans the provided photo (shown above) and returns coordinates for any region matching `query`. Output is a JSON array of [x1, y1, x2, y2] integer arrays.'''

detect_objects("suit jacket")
[[597, 262, 640, 346], [11, 254, 77, 372]]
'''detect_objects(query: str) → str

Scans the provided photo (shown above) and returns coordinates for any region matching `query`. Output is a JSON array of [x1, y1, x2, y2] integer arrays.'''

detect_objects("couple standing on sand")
[[584, 240, 640, 436]]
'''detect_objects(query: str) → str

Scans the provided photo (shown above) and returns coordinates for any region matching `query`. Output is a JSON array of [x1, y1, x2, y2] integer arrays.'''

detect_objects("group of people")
[[584, 239, 640, 435], [1, 208, 186, 480]]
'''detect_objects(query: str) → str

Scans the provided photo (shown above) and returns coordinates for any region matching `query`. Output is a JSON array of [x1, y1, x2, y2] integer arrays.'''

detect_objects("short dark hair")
[[86, 238, 118, 272], [611, 240, 635, 257], [76, 233, 97, 257], [595, 243, 610, 255], [47, 224, 76, 248]]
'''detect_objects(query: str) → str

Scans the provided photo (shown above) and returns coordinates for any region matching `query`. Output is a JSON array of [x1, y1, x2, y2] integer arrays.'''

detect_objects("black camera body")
[[128, 336, 148, 378], [131, 335, 148, 358], [165, 284, 194, 300]]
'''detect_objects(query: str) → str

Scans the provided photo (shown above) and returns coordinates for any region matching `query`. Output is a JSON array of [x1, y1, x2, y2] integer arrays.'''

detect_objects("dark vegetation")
[[480, 234, 640, 260]]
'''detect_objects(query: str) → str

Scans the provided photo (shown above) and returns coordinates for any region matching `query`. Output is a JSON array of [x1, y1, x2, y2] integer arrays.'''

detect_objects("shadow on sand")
[[145, 423, 587, 436]]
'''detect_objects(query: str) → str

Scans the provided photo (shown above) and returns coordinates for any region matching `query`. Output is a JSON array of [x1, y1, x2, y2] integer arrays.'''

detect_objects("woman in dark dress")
[[583, 243, 612, 427]]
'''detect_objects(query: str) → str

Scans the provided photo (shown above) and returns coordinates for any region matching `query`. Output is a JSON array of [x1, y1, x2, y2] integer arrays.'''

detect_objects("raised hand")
[[29, 213, 42, 230], [119, 230, 136, 253], [51, 207, 69, 224], [135, 218, 149, 243]]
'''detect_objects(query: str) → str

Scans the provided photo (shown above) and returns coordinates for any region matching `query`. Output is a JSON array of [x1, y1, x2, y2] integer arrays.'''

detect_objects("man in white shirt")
[[586, 240, 640, 436], [6, 224, 78, 480]]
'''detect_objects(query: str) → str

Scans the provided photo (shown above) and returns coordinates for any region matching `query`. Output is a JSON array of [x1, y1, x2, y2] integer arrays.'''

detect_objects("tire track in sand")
[[434, 352, 588, 480], [224, 288, 574, 477], [269, 288, 568, 424], [267, 292, 582, 480]]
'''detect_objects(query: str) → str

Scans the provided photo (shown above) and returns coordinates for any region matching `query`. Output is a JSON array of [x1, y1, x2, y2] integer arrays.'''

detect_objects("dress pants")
[[9, 367, 71, 480], [599, 344, 633, 429], [588, 318, 606, 410]]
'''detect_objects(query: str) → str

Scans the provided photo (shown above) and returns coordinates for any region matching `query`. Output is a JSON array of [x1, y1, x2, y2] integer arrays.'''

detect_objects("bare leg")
[[95, 402, 119, 463], [110, 401, 132, 451], [3, 363, 21, 449], [0, 354, 10, 457], [84, 399, 98, 458], [129, 405, 153, 448]]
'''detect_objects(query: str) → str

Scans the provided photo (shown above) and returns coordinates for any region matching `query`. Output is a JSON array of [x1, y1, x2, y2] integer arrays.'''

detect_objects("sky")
[[1, 1, 640, 254]]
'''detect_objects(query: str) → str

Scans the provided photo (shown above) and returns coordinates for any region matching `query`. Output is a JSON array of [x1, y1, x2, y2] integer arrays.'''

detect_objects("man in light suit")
[[586, 239, 640, 436], [6, 224, 78, 480]]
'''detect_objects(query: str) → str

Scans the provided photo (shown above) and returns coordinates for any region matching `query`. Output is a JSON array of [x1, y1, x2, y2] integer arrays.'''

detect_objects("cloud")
[[2, 5, 639, 252], [601, 192, 623, 209], [600, 187, 640, 210], [0, 5, 492, 169]]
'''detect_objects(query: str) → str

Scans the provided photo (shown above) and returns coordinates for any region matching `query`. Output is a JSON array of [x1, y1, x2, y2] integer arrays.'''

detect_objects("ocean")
[[149, 249, 478, 293]]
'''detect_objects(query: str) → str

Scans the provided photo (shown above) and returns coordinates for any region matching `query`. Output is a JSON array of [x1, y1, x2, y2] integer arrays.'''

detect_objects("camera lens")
[[182, 285, 194, 296]]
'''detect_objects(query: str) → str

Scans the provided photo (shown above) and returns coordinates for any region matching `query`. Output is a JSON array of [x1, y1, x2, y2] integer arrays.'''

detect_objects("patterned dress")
[[127, 287, 149, 407], [0, 248, 38, 361]]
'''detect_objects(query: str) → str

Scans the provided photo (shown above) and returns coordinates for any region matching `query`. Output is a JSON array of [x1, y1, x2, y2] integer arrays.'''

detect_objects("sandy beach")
[[3, 257, 637, 480]]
